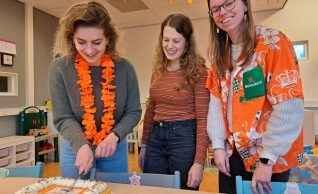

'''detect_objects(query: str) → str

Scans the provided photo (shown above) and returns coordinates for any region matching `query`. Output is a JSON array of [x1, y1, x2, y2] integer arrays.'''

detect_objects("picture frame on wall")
[[1, 53, 14, 66]]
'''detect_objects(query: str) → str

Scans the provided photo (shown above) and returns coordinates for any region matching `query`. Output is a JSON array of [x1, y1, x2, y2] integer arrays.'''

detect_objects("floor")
[[43, 151, 219, 193]]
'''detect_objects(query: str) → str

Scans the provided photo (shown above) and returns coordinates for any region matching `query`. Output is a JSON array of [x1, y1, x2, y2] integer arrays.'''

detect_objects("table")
[[0, 178, 214, 194]]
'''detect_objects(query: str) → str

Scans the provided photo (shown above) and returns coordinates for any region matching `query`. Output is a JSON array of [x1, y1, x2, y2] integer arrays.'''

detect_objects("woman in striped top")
[[138, 13, 210, 190]]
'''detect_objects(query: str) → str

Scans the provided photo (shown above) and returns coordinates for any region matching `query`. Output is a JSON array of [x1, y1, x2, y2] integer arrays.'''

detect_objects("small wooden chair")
[[0, 162, 44, 178], [236, 175, 318, 194]]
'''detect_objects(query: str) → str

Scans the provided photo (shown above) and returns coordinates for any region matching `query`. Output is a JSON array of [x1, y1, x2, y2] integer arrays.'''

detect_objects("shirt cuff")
[[260, 149, 279, 164], [212, 139, 225, 150]]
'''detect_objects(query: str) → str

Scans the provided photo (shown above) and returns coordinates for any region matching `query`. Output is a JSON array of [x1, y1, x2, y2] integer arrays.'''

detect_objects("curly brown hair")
[[52, 1, 121, 60], [153, 13, 206, 90]]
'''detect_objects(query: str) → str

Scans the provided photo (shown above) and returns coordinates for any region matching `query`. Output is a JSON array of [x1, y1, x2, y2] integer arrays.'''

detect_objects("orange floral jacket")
[[206, 25, 304, 173]]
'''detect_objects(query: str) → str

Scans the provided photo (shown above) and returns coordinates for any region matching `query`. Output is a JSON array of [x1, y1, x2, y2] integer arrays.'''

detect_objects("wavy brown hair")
[[52, 1, 121, 60], [153, 13, 206, 90], [207, 0, 255, 77]]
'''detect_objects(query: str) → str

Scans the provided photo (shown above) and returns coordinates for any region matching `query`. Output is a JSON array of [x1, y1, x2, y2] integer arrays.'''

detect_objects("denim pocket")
[[171, 119, 196, 141], [149, 124, 162, 140]]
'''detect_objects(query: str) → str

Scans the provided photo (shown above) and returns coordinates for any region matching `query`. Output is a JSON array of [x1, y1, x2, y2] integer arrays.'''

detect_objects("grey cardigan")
[[48, 56, 142, 154]]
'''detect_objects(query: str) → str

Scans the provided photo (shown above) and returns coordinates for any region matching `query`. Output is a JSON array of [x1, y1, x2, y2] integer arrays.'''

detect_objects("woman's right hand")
[[214, 148, 231, 177], [138, 147, 146, 169], [75, 144, 94, 175]]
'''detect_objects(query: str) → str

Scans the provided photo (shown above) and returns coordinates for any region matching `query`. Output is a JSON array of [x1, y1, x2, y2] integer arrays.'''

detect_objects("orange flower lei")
[[75, 54, 116, 145]]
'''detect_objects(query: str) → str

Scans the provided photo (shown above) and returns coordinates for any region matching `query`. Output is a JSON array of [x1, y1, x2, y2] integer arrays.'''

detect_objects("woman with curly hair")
[[138, 13, 210, 190], [49, 1, 141, 179]]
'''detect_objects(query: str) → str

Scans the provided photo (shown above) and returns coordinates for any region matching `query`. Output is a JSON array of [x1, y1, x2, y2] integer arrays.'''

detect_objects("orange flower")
[[101, 83, 116, 89], [76, 54, 116, 145], [84, 108, 97, 113]]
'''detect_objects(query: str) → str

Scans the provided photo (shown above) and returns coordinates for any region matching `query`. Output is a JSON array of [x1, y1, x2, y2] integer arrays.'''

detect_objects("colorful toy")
[[28, 126, 50, 137], [304, 145, 318, 155], [289, 154, 318, 184]]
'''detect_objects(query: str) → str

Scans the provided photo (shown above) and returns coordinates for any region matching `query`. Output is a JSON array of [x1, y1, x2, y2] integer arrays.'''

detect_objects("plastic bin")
[[16, 152, 29, 162], [0, 147, 11, 158], [16, 143, 31, 153], [0, 158, 10, 167]]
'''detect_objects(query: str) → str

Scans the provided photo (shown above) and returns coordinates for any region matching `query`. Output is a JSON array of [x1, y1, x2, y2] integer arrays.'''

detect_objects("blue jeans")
[[143, 119, 198, 190], [60, 138, 128, 179]]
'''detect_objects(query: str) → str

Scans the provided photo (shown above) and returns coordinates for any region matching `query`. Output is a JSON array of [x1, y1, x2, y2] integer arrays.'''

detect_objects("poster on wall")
[[0, 38, 17, 55]]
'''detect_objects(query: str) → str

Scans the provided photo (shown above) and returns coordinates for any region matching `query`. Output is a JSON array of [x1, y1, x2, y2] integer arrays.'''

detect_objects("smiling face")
[[162, 26, 187, 66], [209, 0, 247, 42], [73, 27, 109, 66]]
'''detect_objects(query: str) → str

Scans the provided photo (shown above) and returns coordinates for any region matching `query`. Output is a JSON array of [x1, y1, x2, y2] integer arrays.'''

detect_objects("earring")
[[244, 14, 247, 20], [217, 28, 219, 33]]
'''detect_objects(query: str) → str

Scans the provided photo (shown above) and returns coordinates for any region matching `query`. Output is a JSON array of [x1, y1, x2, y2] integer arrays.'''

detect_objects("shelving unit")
[[0, 136, 35, 167], [19, 106, 59, 163], [35, 134, 59, 163]]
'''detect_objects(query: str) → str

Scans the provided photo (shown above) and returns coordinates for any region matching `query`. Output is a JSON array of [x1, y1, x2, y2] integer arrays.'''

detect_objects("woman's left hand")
[[251, 163, 273, 194], [95, 132, 119, 158], [187, 163, 203, 188]]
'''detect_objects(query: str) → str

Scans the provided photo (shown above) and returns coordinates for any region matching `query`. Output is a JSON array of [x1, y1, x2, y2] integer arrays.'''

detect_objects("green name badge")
[[242, 66, 265, 101]]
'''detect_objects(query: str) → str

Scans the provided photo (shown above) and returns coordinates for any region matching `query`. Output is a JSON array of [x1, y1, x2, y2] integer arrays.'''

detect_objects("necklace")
[[75, 54, 116, 145], [167, 64, 181, 72]]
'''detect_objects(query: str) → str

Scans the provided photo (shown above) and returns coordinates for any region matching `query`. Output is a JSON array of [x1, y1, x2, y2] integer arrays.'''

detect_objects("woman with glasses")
[[206, 0, 304, 193]]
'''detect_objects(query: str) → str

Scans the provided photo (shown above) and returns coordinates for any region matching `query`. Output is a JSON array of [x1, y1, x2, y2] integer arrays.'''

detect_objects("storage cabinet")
[[34, 134, 59, 163], [0, 136, 35, 167]]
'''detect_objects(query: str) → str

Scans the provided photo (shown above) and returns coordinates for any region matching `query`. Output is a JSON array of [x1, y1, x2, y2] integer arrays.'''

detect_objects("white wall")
[[121, 24, 158, 103], [306, 108, 318, 135], [121, 0, 318, 134]]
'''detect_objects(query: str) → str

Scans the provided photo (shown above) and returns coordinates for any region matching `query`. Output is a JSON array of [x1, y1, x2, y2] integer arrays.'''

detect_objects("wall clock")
[[1, 53, 14, 66]]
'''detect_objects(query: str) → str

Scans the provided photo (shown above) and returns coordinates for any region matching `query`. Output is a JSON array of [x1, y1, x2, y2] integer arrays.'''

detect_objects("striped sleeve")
[[142, 74, 155, 144], [194, 70, 210, 165], [141, 98, 155, 144]]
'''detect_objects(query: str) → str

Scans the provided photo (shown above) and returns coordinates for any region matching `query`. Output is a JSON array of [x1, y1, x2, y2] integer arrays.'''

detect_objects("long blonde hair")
[[153, 13, 206, 90], [207, 0, 255, 76], [52, 1, 121, 60]]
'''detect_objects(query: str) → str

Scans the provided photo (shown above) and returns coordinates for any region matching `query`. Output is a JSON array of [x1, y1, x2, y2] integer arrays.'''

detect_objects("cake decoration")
[[15, 176, 110, 194]]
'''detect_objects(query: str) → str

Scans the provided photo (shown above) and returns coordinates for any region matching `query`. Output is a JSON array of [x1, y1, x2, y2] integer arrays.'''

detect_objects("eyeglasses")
[[208, 0, 236, 18]]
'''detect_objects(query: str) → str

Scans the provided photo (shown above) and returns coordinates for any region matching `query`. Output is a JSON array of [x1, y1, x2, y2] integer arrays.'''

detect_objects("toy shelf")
[[19, 106, 59, 163], [39, 148, 55, 155], [0, 136, 35, 168], [34, 134, 59, 163]]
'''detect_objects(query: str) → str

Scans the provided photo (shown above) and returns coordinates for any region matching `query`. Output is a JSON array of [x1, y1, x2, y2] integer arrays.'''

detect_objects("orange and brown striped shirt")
[[142, 68, 210, 164]]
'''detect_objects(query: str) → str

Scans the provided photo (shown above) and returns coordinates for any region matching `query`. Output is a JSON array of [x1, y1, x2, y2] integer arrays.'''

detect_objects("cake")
[[15, 176, 110, 194]]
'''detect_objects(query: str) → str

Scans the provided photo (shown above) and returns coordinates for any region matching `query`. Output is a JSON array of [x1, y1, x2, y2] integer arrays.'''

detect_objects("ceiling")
[[17, 0, 288, 28]]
